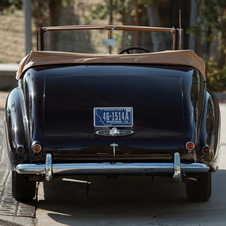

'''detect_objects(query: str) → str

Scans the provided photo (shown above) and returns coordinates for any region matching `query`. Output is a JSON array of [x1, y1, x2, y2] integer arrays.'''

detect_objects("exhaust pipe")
[[183, 176, 201, 183]]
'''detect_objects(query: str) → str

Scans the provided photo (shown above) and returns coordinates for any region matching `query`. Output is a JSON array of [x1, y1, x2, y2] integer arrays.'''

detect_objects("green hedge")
[[206, 61, 226, 91]]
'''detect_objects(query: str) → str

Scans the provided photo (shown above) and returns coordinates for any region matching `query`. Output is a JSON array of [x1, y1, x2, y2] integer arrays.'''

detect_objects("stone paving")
[[0, 106, 36, 225]]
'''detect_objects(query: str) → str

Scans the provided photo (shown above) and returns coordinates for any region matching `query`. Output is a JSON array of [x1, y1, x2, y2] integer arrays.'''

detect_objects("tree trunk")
[[146, 0, 165, 52], [48, 0, 60, 50], [134, 0, 139, 48]]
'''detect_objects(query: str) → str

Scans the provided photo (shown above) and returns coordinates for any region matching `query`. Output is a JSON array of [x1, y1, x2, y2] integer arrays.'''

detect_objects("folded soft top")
[[16, 50, 205, 80]]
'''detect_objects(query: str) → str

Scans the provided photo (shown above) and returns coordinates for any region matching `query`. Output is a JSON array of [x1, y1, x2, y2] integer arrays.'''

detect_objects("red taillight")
[[186, 141, 195, 151], [202, 145, 210, 154], [33, 144, 42, 153], [32, 141, 42, 153]]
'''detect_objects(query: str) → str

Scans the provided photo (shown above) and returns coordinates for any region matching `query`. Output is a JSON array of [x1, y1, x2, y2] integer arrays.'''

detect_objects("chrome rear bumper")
[[15, 152, 210, 181]]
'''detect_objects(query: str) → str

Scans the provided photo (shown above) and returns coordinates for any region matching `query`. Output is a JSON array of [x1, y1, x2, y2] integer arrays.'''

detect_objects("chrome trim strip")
[[45, 154, 53, 181], [16, 162, 209, 175], [173, 152, 181, 180], [95, 128, 134, 137]]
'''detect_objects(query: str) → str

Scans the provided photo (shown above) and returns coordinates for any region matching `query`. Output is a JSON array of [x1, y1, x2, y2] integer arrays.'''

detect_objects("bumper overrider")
[[15, 152, 210, 181]]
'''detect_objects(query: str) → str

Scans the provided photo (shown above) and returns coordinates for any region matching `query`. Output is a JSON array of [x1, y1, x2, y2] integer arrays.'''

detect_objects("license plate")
[[94, 107, 133, 127]]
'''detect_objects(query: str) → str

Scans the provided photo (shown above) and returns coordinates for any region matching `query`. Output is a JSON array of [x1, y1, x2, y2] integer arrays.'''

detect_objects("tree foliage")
[[206, 60, 226, 91], [200, 0, 226, 32], [191, 0, 226, 90], [190, 1, 226, 33], [190, 1, 226, 66], [0, 0, 22, 12], [84, 0, 153, 25], [85, 0, 135, 24]]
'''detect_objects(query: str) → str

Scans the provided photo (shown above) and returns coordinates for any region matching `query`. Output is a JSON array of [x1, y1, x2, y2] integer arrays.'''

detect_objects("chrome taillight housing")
[[32, 141, 42, 153], [202, 145, 210, 154], [186, 141, 195, 151], [16, 144, 25, 154]]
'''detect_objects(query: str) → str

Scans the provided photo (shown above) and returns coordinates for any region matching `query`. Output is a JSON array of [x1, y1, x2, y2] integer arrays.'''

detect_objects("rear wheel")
[[186, 172, 212, 202], [12, 171, 36, 202]]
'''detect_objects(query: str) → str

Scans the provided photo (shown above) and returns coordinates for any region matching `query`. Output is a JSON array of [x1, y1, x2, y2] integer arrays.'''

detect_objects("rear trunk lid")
[[43, 65, 186, 159]]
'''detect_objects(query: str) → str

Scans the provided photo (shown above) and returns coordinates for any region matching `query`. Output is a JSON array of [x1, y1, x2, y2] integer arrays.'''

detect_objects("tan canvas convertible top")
[[16, 50, 205, 80]]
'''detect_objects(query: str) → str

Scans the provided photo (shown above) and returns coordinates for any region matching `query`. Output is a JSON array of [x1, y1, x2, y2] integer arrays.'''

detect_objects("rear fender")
[[197, 90, 221, 171], [4, 88, 29, 169]]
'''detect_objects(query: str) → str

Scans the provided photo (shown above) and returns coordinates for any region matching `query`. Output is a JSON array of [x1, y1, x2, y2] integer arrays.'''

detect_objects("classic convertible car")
[[4, 25, 220, 202]]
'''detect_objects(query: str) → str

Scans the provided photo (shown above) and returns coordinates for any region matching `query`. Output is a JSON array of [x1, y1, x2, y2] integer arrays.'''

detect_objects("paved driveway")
[[36, 103, 226, 226]]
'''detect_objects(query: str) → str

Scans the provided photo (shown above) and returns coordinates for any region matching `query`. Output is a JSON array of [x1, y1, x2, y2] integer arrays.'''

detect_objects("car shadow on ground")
[[37, 169, 226, 226]]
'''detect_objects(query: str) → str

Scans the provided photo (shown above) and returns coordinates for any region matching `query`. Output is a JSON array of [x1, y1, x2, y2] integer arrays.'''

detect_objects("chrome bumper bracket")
[[173, 152, 181, 180], [45, 153, 53, 181]]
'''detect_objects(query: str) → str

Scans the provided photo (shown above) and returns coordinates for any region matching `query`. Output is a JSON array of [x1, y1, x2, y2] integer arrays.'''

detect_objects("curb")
[[214, 92, 226, 103], [0, 64, 18, 90], [0, 217, 36, 226]]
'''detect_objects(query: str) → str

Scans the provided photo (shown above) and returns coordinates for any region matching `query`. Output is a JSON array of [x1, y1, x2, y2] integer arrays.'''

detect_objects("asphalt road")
[[0, 92, 226, 226]]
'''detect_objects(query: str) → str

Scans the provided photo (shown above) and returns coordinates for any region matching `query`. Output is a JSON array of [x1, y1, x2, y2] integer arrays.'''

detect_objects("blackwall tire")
[[186, 172, 212, 202], [12, 171, 36, 202]]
